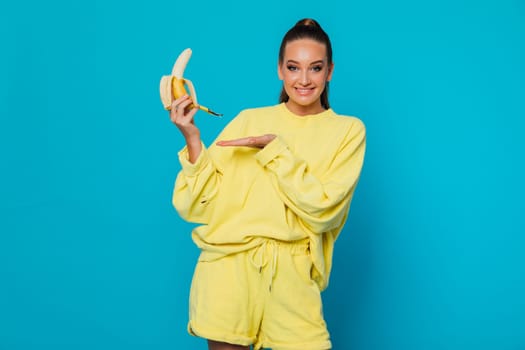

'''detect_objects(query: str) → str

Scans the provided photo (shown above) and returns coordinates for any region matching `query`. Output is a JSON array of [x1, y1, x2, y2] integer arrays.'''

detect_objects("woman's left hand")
[[216, 134, 276, 148]]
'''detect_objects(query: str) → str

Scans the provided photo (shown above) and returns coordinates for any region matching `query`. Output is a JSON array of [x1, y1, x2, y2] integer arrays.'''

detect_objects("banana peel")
[[159, 48, 222, 116]]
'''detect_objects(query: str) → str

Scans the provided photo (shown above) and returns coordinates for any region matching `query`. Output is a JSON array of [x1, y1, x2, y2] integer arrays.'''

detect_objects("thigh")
[[189, 253, 262, 347], [208, 339, 250, 350], [259, 246, 332, 350]]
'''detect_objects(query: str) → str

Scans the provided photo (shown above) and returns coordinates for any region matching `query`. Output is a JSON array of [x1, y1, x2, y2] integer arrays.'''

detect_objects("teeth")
[[296, 88, 313, 94]]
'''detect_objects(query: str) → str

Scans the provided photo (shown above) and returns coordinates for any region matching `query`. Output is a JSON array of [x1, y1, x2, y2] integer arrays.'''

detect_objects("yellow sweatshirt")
[[173, 103, 366, 290]]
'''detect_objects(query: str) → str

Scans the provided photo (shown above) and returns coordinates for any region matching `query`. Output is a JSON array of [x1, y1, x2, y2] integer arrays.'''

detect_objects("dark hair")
[[278, 18, 333, 109]]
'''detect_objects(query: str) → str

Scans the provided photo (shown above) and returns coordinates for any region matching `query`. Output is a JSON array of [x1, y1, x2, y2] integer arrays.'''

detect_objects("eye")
[[287, 65, 298, 72], [311, 65, 323, 72]]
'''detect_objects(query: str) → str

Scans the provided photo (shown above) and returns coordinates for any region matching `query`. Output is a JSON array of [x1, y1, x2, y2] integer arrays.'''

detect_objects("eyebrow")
[[286, 59, 325, 65]]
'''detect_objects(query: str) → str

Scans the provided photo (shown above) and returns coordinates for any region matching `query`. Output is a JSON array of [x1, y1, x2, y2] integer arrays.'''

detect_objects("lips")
[[295, 87, 315, 96]]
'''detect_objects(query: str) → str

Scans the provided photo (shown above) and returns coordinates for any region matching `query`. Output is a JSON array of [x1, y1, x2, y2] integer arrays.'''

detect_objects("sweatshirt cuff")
[[178, 142, 210, 176], [255, 136, 288, 167]]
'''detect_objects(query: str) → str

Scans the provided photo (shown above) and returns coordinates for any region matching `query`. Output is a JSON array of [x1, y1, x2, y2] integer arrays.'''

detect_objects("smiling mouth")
[[295, 87, 315, 95]]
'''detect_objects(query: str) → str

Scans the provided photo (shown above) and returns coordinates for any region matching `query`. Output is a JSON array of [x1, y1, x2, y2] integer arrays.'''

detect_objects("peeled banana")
[[159, 48, 222, 116]]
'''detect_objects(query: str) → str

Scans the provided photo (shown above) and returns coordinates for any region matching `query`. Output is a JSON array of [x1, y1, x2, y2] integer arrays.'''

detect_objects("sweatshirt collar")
[[279, 102, 333, 119]]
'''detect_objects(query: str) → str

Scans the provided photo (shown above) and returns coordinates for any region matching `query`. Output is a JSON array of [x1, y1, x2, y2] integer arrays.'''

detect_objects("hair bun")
[[295, 18, 321, 29]]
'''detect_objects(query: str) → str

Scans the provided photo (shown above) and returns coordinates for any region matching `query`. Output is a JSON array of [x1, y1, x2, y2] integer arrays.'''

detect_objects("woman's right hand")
[[170, 95, 202, 163], [170, 95, 200, 141]]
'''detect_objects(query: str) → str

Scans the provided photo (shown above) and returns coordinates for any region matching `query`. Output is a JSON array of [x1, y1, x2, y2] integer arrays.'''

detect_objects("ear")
[[326, 62, 335, 82], [277, 61, 284, 80]]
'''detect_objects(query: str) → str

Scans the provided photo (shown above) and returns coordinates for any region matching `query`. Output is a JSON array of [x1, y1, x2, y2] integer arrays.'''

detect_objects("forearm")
[[255, 135, 365, 233], [185, 134, 202, 164]]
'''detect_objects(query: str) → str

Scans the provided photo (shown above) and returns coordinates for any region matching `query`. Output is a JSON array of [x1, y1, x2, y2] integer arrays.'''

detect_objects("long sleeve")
[[254, 119, 366, 235], [172, 144, 221, 224], [172, 111, 248, 224]]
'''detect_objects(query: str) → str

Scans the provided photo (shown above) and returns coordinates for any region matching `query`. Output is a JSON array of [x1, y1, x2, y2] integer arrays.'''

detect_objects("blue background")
[[1, 0, 524, 349]]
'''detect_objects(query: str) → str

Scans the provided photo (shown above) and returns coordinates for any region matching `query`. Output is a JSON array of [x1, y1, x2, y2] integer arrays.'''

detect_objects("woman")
[[170, 18, 366, 350]]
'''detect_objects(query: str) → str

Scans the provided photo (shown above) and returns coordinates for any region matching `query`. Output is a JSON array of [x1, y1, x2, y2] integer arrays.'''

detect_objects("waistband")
[[249, 238, 310, 292]]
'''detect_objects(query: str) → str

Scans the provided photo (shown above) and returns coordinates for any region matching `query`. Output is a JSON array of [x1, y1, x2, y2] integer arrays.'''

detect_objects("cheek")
[[280, 70, 290, 81], [315, 75, 328, 87], [283, 72, 298, 85]]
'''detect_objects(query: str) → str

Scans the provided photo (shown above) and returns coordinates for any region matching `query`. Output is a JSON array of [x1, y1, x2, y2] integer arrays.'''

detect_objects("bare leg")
[[207, 339, 250, 350]]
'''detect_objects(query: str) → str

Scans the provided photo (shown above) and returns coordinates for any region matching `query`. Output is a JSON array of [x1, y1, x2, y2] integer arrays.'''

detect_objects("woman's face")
[[278, 38, 334, 116]]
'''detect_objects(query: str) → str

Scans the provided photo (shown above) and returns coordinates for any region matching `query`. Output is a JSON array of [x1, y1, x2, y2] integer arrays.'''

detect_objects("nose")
[[299, 70, 310, 85]]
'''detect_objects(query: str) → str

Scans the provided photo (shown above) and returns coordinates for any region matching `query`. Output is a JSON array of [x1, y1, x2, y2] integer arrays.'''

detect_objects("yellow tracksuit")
[[172, 103, 366, 349]]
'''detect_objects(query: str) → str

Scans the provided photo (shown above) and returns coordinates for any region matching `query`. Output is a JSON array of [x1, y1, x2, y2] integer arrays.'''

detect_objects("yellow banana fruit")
[[159, 48, 222, 117]]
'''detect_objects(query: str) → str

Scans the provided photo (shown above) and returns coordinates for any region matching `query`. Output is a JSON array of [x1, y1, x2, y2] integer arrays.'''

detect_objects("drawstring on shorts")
[[249, 241, 279, 292]]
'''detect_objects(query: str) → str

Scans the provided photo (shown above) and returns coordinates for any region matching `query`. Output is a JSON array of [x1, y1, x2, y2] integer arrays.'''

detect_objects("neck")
[[285, 101, 326, 116]]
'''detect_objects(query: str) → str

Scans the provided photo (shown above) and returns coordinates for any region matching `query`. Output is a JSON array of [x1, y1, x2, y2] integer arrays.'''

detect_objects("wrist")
[[184, 135, 202, 164], [183, 132, 201, 145]]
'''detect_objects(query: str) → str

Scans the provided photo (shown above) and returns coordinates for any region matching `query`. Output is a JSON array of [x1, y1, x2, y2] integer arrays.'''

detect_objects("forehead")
[[283, 39, 327, 62]]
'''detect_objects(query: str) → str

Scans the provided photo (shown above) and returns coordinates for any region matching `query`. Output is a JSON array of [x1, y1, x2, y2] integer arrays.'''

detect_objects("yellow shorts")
[[188, 239, 331, 350]]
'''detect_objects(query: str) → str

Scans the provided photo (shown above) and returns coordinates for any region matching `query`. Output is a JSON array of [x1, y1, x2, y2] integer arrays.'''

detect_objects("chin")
[[292, 97, 321, 108]]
